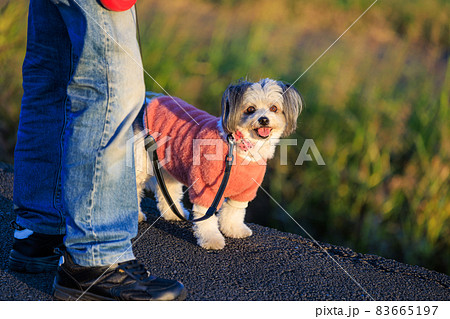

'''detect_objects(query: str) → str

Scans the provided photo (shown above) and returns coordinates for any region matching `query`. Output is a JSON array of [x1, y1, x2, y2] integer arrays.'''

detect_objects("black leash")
[[144, 134, 235, 222]]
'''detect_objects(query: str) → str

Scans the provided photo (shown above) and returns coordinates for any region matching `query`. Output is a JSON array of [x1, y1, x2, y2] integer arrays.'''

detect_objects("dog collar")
[[233, 130, 254, 152]]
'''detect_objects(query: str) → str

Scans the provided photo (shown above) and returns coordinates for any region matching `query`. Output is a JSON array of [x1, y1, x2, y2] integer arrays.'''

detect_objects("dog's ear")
[[278, 81, 304, 136], [221, 80, 252, 134]]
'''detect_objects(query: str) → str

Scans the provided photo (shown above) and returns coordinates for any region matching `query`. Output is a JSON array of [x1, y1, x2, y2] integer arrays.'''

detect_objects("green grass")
[[1, 0, 449, 273], [0, 1, 27, 163]]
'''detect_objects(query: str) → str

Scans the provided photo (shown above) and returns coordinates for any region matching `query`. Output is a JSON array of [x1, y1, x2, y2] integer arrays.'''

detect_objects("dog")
[[135, 78, 303, 249]]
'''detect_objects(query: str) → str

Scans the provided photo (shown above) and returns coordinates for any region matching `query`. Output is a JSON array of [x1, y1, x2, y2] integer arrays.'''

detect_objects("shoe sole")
[[53, 280, 188, 301], [53, 281, 115, 301], [9, 249, 60, 273]]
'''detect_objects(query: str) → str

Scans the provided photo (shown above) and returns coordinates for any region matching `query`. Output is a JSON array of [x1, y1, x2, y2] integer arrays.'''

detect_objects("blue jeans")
[[14, 0, 145, 266]]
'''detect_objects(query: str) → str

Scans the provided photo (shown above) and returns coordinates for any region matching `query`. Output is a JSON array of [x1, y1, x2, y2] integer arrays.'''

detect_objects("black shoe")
[[52, 252, 187, 301], [9, 221, 64, 273]]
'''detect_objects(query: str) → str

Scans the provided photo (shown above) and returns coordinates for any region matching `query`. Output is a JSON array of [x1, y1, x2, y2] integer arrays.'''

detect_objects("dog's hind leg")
[[136, 177, 147, 223], [147, 169, 189, 221]]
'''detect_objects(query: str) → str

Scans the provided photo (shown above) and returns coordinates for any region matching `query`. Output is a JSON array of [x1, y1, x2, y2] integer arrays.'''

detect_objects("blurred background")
[[0, 0, 449, 273]]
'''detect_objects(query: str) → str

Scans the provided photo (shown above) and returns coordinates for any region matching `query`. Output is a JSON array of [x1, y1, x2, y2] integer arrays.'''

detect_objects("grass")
[[0, 0, 449, 273]]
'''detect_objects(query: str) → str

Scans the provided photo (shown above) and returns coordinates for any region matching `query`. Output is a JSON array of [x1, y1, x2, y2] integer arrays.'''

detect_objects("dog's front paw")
[[195, 231, 225, 250], [220, 223, 253, 238]]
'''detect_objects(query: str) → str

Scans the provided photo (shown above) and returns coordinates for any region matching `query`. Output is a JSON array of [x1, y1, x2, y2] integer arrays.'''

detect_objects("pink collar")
[[233, 130, 254, 152]]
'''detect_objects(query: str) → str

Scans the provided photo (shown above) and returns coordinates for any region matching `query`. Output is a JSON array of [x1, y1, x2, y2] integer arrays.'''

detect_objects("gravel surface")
[[1, 165, 449, 300]]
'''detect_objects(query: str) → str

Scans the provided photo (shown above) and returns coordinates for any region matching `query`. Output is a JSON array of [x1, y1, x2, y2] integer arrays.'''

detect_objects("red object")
[[99, 0, 137, 12]]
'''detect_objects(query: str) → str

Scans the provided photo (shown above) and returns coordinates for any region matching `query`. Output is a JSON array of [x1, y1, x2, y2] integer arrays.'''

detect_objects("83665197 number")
[[375, 306, 438, 316]]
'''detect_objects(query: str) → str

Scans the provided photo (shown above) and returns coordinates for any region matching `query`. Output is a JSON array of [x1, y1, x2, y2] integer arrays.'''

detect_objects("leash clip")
[[226, 134, 235, 163]]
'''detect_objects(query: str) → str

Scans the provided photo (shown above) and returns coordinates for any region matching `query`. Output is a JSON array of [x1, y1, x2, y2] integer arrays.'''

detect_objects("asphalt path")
[[0, 165, 449, 300]]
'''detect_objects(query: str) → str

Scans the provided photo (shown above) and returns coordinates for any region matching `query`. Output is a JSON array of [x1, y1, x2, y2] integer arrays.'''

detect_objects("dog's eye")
[[270, 105, 278, 112], [246, 106, 256, 114]]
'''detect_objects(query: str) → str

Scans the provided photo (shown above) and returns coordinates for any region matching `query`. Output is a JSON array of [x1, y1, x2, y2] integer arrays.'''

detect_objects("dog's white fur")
[[135, 79, 302, 249]]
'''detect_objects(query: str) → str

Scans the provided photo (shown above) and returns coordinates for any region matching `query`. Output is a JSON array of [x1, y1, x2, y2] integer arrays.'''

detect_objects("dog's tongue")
[[257, 127, 272, 137]]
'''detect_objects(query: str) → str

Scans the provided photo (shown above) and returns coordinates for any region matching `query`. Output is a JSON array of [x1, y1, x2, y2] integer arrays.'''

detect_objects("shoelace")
[[119, 260, 150, 281]]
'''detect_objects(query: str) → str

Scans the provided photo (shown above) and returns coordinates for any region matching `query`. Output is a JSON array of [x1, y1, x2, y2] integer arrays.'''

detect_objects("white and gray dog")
[[135, 78, 303, 249]]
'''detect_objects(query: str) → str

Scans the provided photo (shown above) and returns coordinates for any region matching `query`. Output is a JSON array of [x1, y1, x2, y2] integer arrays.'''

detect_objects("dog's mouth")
[[254, 127, 272, 139]]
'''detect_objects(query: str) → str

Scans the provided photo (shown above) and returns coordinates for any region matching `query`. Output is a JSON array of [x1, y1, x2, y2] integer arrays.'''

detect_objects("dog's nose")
[[258, 116, 270, 126]]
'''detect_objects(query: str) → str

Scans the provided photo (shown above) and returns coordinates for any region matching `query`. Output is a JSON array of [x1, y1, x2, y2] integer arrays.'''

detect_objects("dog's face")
[[221, 79, 303, 159]]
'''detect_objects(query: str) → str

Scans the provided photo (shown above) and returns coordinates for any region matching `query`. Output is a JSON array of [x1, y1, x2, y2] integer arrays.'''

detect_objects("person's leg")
[[50, 1, 186, 300], [13, 0, 70, 236], [53, 0, 144, 266], [10, 0, 70, 273]]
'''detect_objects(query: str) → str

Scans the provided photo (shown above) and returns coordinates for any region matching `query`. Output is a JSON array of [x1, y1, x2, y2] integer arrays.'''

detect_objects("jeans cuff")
[[15, 215, 66, 235], [67, 247, 136, 267]]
